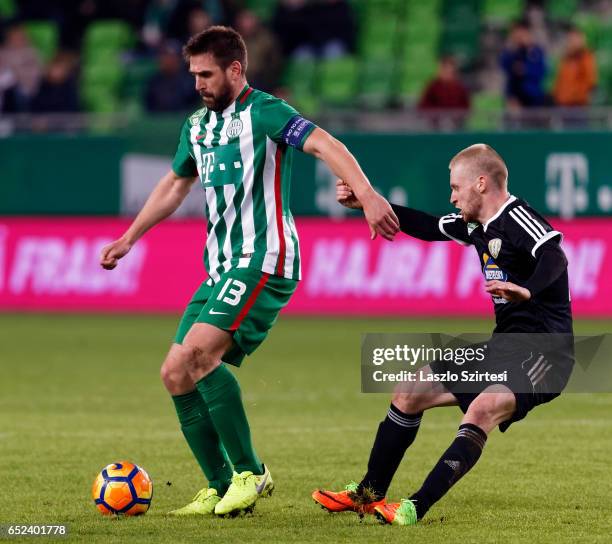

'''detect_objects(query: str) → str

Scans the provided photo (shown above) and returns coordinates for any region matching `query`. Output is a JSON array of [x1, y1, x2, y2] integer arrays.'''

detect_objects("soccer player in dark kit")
[[313, 143, 574, 525]]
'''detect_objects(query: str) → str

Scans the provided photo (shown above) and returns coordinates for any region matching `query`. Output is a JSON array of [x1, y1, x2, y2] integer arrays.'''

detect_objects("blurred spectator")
[[308, 0, 356, 58], [30, 53, 80, 113], [145, 41, 197, 112], [272, 0, 310, 58], [500, 20, 548, 108], [166, 2, 215, 43], [188, 7, 212, 37], [272, 0, 355, 59], [58, 0, 104, 51], [142, 0, 180, 50], [418, 57, 471, 111], [553, 27, 597, 107], [0, 69, 19, 113], [0, 23, 43, 110], [235, 9, 282, 92]]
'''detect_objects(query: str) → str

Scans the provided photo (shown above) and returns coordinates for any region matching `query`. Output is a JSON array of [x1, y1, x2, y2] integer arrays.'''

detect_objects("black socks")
[[410, 423, 488, 519]]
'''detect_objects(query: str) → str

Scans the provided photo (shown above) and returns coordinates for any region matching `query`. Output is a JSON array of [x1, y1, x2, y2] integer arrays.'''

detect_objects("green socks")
[[172, 390, 233, 495], [196, 364, 263, 475]]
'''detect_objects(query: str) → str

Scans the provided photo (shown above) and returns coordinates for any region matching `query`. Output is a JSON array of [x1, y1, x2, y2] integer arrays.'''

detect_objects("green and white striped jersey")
[[172, 85, 316, 283]]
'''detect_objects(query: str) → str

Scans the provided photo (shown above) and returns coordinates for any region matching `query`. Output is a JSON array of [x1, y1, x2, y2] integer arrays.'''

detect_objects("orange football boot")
[[373, 499, 418, 526], [312, 482, 385, 515]]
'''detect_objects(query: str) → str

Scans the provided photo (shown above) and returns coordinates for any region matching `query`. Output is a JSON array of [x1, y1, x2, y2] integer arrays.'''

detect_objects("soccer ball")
[[92, 461, 153, 515]]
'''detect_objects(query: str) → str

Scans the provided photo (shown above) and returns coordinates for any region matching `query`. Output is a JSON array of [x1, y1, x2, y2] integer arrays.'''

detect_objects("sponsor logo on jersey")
[[488, 238, 502, 259], [226, 118, 243, 138], [482, 253, 508, 304], [201, 152, 215, 184], [190, 107, 207, 126]]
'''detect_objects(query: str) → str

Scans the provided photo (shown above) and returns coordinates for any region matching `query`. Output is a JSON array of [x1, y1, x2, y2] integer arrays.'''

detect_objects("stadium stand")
[[2, 0, 612, 128]]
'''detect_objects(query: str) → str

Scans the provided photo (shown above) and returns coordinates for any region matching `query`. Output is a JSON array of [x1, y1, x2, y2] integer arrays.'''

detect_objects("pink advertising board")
[[0, 217, 609, 316]]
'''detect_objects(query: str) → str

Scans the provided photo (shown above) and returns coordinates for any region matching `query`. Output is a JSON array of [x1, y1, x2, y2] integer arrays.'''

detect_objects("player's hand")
[[336, 179, 362, 209], [360, 188, 400, 241], [485, 280, 531, 302], [100, 238, 132, 270]]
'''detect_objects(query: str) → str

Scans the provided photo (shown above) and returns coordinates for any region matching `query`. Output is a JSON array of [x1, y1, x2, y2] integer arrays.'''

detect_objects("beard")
[[200, 79, 234, 112], [459, 193, 483, 223], [461, 210, 476, 223]]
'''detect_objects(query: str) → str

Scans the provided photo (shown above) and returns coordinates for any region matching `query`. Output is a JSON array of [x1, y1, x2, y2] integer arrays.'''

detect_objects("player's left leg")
[[375, 385, 516, 525], [183, 268, 297, 516]]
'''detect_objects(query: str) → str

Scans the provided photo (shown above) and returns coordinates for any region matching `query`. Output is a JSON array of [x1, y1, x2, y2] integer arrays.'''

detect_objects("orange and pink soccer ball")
[[92, 461, 153, 515]]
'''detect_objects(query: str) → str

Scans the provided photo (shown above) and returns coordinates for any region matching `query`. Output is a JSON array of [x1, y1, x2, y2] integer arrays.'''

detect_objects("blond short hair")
[[449, 143, 508, 189]]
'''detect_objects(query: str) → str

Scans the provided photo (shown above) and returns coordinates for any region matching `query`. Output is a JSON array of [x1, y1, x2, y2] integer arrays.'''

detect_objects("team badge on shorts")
[[226, 118, 243, 139], [488, 238, 502, 259]]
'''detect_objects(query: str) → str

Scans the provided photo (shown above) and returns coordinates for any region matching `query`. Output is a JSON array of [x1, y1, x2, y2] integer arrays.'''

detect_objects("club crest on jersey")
[[488, 238, 502, 259], [226, 118, 243, 139], [190, 107, 207, 125]]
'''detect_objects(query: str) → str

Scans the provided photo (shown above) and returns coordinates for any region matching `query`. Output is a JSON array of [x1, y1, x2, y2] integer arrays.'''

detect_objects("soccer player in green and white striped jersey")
[[100, 26, 399, 517]]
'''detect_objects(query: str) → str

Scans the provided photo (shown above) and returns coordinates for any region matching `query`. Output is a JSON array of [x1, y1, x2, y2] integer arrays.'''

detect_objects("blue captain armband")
[[281, 115, 316, 150]]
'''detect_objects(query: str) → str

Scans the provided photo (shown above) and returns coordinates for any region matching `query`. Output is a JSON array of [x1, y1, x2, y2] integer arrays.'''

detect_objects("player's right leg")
[[313, 366, 457, 514]]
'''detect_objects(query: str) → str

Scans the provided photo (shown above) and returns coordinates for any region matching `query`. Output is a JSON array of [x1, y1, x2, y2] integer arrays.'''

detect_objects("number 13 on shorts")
[[217, 278, 247, 306]]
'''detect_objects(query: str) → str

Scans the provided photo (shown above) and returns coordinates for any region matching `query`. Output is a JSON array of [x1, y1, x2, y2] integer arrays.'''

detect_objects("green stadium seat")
[[359, 15, 399, 59], [440, 30, 481, 69], [400, 62, 436, 102], [290, 93, 320, 117], [82, 62, 124, 91], [0, 0, 15, 17], [282, 58, 317, 96], [466, 92, 504, 130], [82, 86, 120, 113], [24, 21, 58, 63], [595, 53, 612, 104], [575, 13, 600, 43], [483, 0, 524, 24], [440, 0, 482, 66], [403, 41, 437, 63], [122, 58, 157, 114], [319, 57, 358, 106], [544, 54, 560, 94], [405, 19, 441, 43], [359, 0, 402, 14], [406, 0, 441, 15], [548, 0, 577, 21], [245, 0, 277, 21], [443, 0, 482, 24], [359, 59, 395, 108], [595, 22, 612, 51], [84, 20, 134, 59], [281, 58, 319, 115]]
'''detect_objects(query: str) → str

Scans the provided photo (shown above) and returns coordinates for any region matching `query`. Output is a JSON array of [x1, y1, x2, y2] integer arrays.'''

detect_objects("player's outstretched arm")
[[100, 170, 196, 270], [336, 181, 452, 242], [302, 127, 399, 241]]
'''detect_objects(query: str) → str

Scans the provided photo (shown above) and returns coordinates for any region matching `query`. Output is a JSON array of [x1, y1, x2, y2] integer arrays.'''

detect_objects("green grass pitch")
[[0, 314, 610, 543]]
